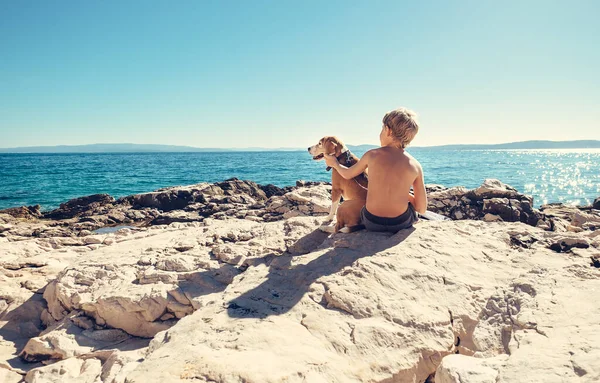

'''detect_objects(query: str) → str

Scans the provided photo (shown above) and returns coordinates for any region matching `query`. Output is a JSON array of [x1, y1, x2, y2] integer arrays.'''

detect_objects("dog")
[[307, 136, 368, 233]]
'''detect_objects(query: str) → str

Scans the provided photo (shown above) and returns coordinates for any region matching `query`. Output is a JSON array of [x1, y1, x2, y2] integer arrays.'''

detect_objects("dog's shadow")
[[227, 227, 415, 319]]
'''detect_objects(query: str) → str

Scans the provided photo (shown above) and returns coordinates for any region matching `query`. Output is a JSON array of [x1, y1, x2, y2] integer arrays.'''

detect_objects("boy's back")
[[365, 146, 422, 218]]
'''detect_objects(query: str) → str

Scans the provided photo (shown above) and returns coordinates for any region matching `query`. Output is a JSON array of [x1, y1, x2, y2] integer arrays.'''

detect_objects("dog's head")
[[307, 136, 345, 160]]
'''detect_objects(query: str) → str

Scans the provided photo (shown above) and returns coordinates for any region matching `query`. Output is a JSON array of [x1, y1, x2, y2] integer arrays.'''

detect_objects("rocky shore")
[[1, 179, 599, 382]]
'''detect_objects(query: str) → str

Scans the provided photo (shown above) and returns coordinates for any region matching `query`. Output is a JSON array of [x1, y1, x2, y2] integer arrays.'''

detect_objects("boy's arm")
[[411, 163, 427, 214], [325, 151, 371, 180]]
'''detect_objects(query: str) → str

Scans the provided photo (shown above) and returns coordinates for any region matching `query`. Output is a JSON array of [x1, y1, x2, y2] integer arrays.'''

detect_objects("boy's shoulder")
[[405, 151, 423, 168], [370, 147, 422, 170], [367, 146, 417, 160], [365, 146, 393, 156]]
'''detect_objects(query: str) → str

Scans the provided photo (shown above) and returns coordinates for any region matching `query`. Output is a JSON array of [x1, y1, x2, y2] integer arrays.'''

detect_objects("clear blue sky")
[[1, 0, 598, 148]]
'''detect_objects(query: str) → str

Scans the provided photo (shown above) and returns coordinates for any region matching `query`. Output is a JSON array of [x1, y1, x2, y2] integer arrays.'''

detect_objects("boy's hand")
[[323, 154, 339, 169]]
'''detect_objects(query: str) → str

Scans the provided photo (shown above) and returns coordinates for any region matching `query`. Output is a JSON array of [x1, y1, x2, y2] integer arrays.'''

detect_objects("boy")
[[324, 107, 427, 232]]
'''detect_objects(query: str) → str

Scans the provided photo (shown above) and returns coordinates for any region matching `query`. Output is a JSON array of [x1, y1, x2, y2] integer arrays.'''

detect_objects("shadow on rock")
[[0, 293, 46, 371], [227, 227, 416, 319], [176, 227, 331, 305]]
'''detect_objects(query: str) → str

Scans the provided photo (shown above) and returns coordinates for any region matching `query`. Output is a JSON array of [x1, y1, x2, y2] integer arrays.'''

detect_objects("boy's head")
[[381, 107, 419, 148]]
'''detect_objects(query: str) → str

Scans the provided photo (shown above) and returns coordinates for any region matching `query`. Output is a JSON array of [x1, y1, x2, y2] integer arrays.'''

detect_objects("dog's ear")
[[330, 137, 343, 155], [322, 137, 334, 154]]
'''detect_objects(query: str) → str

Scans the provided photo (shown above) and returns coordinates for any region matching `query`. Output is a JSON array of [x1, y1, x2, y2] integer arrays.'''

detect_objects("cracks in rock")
[[299, 314, 310, 334], [509, 233, 539, 249], [455, 370, 466, 383], [317, 283, 358, 318], [348, 323, 357, 345], [590, 255, 600, 268], [447, 309, 462, 355], [502, 292, 518, 354], [569, 351, 588, 377], [475, 284, 545, 358], [531, 326, 548, 338]]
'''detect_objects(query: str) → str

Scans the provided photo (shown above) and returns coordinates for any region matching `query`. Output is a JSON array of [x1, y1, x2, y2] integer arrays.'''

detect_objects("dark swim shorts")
[[360, 203, 418, 233]]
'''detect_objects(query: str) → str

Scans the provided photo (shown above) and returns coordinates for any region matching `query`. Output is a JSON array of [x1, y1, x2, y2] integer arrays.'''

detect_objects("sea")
[[0, 149, 599, 211]]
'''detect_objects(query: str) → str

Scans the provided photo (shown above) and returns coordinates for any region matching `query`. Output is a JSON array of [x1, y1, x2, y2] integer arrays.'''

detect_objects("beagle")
[[308, 136, 368, 233]]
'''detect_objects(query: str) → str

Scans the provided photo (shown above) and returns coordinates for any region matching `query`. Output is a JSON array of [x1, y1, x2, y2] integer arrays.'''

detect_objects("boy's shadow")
[[227, 227, 415, 319]]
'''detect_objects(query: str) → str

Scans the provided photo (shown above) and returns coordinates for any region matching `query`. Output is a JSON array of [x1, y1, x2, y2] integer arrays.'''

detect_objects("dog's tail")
[[334, 223, 365, 233]]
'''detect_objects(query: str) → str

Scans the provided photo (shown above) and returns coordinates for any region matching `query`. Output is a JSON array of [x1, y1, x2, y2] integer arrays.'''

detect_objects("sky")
[[1, 0, 598, 149]]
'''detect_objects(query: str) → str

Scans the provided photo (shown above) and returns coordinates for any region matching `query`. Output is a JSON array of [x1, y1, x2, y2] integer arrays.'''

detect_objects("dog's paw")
[[323, 215, 335, 223], [338, 227, 350, 234], [319, 223, 335, 233]]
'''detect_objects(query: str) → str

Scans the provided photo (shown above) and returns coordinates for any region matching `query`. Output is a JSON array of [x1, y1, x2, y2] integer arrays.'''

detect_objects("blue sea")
[[1, 149, 599, 211]]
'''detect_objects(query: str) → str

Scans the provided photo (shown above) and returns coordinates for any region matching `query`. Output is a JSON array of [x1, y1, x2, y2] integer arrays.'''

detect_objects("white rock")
[[211, 244, 248, 265], [25, 357, 101, 383], [155, 256, 197, 272], [0, 367, 22, 383], [2, 188, 599, 383], [472, 179, 520, 199], [83, 235, 105, 245], [483, 213, 502, 222], [436, 354, 508, 383]]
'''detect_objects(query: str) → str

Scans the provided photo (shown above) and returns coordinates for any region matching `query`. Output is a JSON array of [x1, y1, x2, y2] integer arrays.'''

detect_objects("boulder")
[[295, 180, 330, 188], [482, 198, 520, 221], [41, 268, 180, 338], [427, 179, 543, 226], [119, 188, 205, 212], [20, 313, 130, 362], [44, 194, 115, 220], [265, 186, 331, 219], [117, 179, 269, 213], [436, 354, 508, 383], [540, 203, 600, 231], [215, 178, 269, 201], [260, 183, 288, 197], [466, 179, 521, 200], [150, 211, 203, 225], [0, 205, 42, 220], [0, 368, 22, 383], [24, 357, 102, 383], [425, 184, 448, 193]]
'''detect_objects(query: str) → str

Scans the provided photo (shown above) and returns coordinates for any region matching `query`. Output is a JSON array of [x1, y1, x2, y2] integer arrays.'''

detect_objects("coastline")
[[2, 149, 600, 211], [1, 178, 599, 382], [1, 177, 598, 231]]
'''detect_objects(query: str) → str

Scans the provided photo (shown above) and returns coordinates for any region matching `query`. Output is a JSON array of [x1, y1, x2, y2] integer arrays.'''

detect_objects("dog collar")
[[326, 149, 351, 172]]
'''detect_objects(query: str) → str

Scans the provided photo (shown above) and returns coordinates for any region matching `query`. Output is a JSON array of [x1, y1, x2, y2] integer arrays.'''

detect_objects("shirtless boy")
[[324, 107, 427, 232]]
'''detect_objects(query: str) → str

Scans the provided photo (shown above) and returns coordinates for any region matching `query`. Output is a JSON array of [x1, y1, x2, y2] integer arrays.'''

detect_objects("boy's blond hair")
[[382, 107, 419, 148]]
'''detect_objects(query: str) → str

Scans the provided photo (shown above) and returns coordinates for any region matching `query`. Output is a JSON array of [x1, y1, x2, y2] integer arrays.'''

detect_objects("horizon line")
[[2, 139, 600, 151]]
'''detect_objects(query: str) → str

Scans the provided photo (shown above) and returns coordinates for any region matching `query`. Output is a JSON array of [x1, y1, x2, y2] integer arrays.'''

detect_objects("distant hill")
[[343, 141, 600, 151], [0, 144, 234, 153], [0, 140, 598, 153], [0, 143, 313, 153], [411, 140, 600, 150]]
